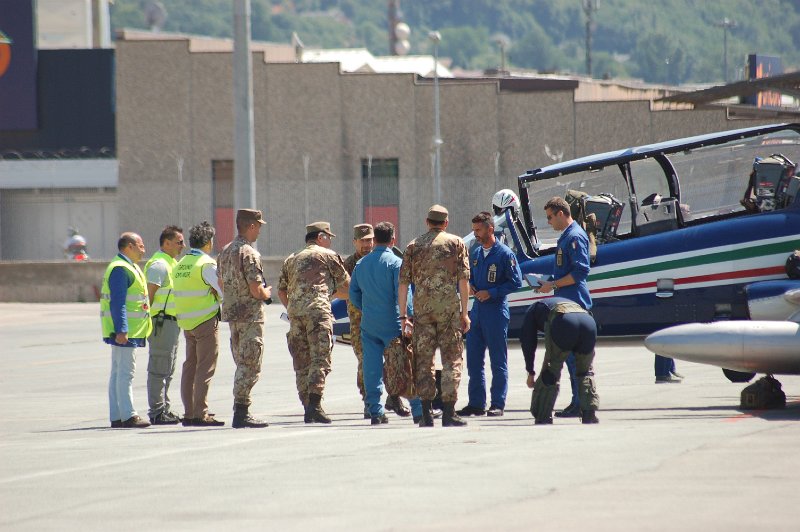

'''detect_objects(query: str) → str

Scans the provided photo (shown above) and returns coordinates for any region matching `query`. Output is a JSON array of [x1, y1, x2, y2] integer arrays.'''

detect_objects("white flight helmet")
[[492, 189, 520, 216]]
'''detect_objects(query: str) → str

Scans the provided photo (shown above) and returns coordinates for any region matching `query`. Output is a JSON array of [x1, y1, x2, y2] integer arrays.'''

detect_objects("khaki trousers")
[[181, 316, 219, 419]]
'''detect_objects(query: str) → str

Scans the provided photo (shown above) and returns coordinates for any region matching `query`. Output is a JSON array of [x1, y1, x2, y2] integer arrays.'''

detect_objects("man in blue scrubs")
[[536, 197, 592, 417], [458, 211, 521, 417], [349, 221, 422, 425]]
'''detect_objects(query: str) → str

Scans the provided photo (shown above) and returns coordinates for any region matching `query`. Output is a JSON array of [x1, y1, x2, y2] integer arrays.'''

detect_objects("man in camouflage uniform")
[[521, 297, 599, 425], [343, 223, 374, 417], [278, 221, 350, 424], [217, 209, 272, 429], [398, 205, 471, 427]]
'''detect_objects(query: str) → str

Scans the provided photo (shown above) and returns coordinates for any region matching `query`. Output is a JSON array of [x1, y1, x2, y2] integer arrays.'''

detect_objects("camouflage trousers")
[[229, 321, 264, 406], [413, 313, 464, 402], [286, 313, 333, 403], [531, 321, 600, 417], [348, 303, 365, 400]]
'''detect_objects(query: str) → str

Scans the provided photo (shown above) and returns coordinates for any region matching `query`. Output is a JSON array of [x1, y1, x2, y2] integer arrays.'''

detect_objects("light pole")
[[715, 17, 737, 83], [582, 0, 598, 77], [429, 30, 442, 204], [233, 0, 256, 216], [492, 33, 510, 75]]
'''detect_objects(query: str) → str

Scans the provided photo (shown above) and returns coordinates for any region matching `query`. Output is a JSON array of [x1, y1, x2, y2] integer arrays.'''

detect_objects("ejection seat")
[[634, 193, 679, 237]]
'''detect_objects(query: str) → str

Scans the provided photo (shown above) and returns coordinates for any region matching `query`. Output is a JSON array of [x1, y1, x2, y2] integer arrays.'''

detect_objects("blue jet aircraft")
[[334, 123, 800, 382]]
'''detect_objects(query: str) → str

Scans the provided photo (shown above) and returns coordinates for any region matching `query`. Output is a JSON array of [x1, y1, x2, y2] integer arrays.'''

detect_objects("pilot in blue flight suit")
[[349, 222, 422, 424], [536, 197, 592, 418], [458, 212, 522, 417]]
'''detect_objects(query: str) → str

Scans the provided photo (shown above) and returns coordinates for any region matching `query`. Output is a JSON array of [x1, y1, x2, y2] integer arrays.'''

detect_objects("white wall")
[[0, 188, 118, 260]]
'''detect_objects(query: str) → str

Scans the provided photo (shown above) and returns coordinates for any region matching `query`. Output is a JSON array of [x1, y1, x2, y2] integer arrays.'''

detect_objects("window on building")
[[361, 158, 399, 240], [212, 160, 234, 251]]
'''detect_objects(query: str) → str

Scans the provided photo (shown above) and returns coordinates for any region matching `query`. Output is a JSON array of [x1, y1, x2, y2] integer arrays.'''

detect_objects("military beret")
[[353, 223, 374, 240], [236, 209, 266, 225], [427, 204, 449, 222], [306, 221, 336, 237]]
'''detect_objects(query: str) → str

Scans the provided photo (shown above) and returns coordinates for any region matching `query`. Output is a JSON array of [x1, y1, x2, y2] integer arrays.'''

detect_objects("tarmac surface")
[[1, 303, 799, 531]]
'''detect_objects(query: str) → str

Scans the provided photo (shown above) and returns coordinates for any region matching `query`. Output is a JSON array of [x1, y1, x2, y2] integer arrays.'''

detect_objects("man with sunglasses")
[[144, 225, 185, 425], [533, 196, 593, 419]]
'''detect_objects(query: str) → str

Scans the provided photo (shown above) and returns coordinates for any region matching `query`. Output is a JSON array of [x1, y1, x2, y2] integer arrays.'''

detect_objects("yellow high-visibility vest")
[[173, 252, 219, 331], [100, 256, 153, 339], [144, 250, 178, 317]]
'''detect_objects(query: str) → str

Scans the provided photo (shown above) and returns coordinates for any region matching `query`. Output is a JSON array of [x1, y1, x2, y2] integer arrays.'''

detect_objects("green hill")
[[111, 0, 800, 84]]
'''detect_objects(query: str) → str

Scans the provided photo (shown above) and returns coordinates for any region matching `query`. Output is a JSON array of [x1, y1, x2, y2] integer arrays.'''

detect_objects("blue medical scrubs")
[[553, 221, 592, 406], [465, 240, 522, 410], [349, 246, 421, 418]]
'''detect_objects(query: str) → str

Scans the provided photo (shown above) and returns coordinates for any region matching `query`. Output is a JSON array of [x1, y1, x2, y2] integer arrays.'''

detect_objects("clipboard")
[[525, 273, 545, 289]]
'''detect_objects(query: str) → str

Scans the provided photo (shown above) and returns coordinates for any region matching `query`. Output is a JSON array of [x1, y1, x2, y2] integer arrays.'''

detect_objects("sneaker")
[[194, 415, 225, 427], [455, 405, 486, 417], [150, 412, 181, 425], [371, 414, 389, 425], [655, 374, 682, 384], [164, 411, 183, 422], [554, 403, 580, 418], [121, 415, 150, 428], [670, 370, 685, 379], [486, 406, 504, 417]]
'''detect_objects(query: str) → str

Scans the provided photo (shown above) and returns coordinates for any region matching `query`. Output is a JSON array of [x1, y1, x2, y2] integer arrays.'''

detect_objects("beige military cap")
[[427, 204, 449, 222], [236, 209, 266, 225], [353, 223, 374, 240], [306, 221, 336, 237]]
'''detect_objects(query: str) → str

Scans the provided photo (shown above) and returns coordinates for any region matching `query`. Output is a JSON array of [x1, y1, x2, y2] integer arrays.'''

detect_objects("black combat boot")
[[431, 370, 444, 410], [232, 403, 269, 429], [390, 395, 411, 417], [304, 393, 332, 424], [581, 410, 599, 424], [418, 400, 434, 427], [442, 401, 467, 427]]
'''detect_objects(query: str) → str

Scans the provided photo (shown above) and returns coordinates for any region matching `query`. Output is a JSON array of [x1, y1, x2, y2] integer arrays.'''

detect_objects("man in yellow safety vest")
[[144, 225, 185, 425], [173, 221, 224, 427], [101, 232, 153, 429]]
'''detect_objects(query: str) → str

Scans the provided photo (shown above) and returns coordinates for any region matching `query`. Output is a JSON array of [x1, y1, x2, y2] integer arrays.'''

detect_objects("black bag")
[[740, 376, 786, 410]]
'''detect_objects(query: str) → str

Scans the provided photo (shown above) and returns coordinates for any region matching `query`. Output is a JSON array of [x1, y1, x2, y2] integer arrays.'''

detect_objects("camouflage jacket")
[[344, 251, 367, 321], [278, 243, 349, 318], [399, 229, 469, 319], [217, 235, 265, 323]]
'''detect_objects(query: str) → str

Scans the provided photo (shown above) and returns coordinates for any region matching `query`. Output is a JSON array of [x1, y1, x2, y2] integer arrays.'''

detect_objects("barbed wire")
[[0, 147, 115, 160]]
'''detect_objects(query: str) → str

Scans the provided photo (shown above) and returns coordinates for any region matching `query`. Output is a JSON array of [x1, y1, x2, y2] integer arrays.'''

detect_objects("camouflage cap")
[[353, 223, 374, 240], [307, 221, 336, 237], [236, 209, 266, 225], [427, 204, 449, 222]]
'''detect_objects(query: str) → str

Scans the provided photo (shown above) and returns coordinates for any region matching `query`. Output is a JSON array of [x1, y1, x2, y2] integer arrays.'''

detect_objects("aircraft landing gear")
[[740, 375, 786, 410], [722, 368, 756, 383]]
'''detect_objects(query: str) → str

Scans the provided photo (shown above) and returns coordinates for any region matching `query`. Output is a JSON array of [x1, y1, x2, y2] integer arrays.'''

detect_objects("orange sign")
[[0, 31, 11, 77]]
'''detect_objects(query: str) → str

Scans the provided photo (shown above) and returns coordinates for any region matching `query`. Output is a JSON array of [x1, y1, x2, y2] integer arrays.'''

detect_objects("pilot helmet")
[[492, 189, 520, 216]]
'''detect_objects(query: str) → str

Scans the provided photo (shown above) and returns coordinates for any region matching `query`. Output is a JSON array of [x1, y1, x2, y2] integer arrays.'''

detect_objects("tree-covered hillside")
[[111, 0, 800, 84]]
